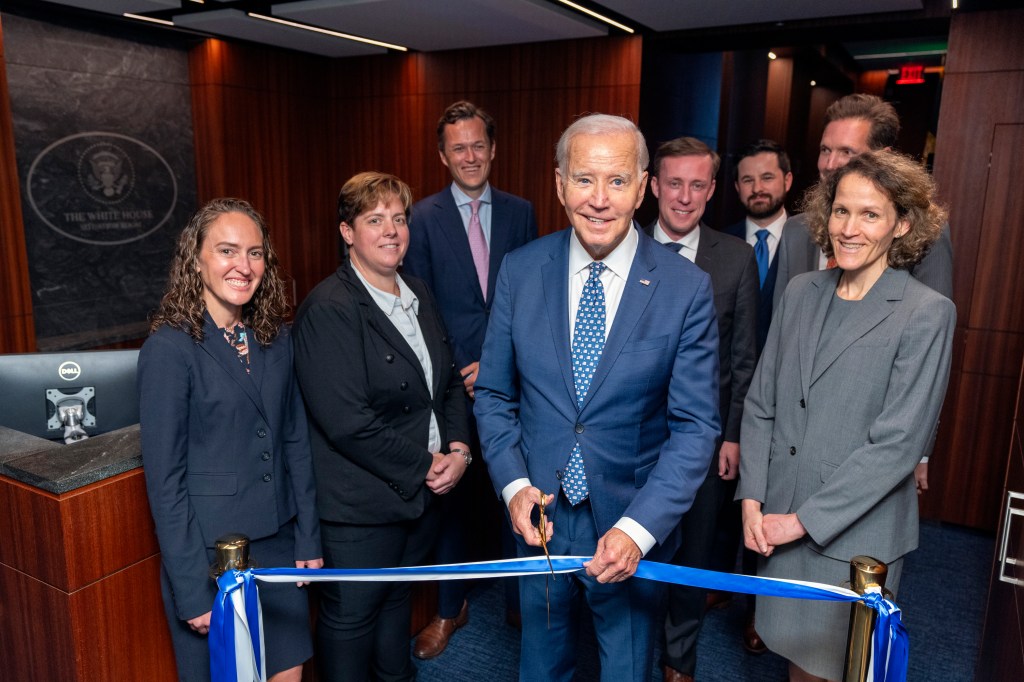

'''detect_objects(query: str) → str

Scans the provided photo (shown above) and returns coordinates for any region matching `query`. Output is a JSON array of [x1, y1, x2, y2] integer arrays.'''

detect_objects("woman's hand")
[[741, 499, 773, 557], [761, 513, 807, 547], [425, 443, 469, 494], [294, 557, 324, 587]]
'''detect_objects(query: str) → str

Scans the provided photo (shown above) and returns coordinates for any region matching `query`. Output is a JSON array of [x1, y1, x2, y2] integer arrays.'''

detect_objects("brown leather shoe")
[[704, 590, 732, 612], [412, 600, 469, 659], [743, 612, 767, 655], [661, 664, 695, 682]]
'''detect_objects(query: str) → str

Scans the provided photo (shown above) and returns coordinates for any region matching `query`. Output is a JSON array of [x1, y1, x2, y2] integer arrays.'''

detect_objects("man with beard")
[[723, 140, 793, 351]]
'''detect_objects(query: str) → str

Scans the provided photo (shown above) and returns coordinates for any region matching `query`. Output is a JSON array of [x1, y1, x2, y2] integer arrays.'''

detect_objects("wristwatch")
[[450, 447, 472, 467]]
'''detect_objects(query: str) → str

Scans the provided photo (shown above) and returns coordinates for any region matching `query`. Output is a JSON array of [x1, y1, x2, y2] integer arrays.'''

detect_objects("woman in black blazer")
[[293, 172, 470, 682], [139, 199, 322, 682]]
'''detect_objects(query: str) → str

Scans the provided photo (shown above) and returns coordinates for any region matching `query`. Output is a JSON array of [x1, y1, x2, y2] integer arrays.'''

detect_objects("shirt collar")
[[351, 264, 419, 317], [653, 220, 700, 254], [745, 209, 788, 241], [569, 222, 638, 280], [451, 182, 492, 209]]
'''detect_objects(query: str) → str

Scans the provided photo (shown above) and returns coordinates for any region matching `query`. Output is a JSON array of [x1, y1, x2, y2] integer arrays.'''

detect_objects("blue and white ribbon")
[[209, 556, 907, 682]]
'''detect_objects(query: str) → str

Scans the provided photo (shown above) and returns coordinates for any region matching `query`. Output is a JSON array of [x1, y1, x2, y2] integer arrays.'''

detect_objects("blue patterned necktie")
[[564, 261, 607, 505], [754, 229, 770, 289]]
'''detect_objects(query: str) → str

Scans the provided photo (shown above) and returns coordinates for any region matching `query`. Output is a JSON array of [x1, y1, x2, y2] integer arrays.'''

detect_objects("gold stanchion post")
[[211, 533, 251, 578], [843, 555, 888, 682]]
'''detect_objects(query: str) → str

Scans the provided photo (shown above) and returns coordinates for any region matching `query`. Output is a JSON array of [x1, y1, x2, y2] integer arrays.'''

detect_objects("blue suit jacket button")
[[386, 354, 394, 363], [575, 423, 584, 434], [257, 428, 267, 438], [261, 451, 271, 461], [263, 473, 272, 482]]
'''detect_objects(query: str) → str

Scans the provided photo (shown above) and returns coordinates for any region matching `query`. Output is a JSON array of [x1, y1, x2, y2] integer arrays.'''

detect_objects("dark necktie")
[[664, 241, 684, 254]]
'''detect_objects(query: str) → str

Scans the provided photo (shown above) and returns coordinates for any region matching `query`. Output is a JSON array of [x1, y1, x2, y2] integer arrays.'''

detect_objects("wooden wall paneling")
[[968, 123, 1024, 333], [0, 16, 35, 353], [190, 39, 339, 304], [941, 371, 1019, 529], [945, 8, 1024, 74], [0, 475, 69, 589], [763, 57, 794, 149]]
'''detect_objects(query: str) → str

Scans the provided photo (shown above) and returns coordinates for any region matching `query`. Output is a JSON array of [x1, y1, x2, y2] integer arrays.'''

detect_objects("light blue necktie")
[[754, 229, 770, 289], [564, 262, 606, 505]]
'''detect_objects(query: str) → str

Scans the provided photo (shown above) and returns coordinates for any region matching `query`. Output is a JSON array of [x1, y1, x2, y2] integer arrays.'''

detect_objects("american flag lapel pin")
[[639, 279, 651, 286]]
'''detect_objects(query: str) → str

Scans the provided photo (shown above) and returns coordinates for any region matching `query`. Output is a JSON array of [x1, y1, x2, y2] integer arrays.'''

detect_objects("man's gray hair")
[[555, 114, 649, 175]]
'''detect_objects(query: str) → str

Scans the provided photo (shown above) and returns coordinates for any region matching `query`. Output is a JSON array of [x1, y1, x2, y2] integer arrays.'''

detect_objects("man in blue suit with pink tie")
[[475, 114, 721, 681], [404, 101, 537, 658]]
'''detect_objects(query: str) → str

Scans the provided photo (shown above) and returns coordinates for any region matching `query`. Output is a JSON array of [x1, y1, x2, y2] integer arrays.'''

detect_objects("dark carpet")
[[412, 520, 992, 681]]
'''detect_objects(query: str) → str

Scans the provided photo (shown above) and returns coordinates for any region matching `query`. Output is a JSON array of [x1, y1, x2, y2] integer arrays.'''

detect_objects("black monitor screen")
[[0, 349, 140, 441]]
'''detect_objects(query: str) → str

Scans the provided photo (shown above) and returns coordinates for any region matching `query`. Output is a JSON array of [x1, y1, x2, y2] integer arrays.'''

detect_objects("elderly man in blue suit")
[[475, 114, 721, 682], [404, 100, 537, 657]]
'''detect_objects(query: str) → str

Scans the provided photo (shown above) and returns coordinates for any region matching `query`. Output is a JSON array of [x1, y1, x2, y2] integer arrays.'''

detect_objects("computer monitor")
[[0, 349, 140, 442]]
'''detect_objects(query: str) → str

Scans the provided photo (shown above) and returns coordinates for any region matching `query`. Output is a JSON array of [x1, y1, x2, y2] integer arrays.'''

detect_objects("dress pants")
[[518, 492, 662, 682], [663, 463, 726, 675], [317, 503, 439, 682]]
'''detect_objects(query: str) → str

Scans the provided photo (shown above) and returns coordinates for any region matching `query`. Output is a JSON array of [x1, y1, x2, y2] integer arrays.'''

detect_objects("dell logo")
[[58, 361, 82, 381]]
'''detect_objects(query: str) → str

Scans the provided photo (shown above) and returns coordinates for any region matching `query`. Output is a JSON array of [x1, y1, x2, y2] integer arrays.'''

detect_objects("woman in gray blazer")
[[737, 151, 955, 682], [292, 172, 470, 682], [139, 199, 323, 681]]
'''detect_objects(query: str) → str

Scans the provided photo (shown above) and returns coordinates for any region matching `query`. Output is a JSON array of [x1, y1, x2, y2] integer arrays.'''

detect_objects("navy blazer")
[[644, 222, 759, 445], [138, 316, 321, 621], [405, 185, 538, 369], [292, 262, 470, 525], [475, 228, 721, 558]]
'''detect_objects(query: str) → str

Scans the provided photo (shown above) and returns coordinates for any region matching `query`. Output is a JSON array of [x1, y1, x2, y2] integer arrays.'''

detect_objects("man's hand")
[[762, 513, 807, 547], [584, 528, 641, 583], [187, 611, 212, 635], [460, 362, 480, 398], [425, 446, 468, 495], [294, 557, 324, 587], [915, 461, 928, 495], [509, 486, 553, 546], [718, 441, 740, 480], [741, 499, 773, 556]]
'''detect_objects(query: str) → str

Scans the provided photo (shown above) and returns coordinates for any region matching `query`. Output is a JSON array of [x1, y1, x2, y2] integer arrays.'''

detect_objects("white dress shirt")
[[652, 221, 700, 264], [743, 210, 787, 265]]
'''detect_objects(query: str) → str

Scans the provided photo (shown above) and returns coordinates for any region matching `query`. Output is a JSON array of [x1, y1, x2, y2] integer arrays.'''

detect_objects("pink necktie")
[[467, 199, 489, 299]]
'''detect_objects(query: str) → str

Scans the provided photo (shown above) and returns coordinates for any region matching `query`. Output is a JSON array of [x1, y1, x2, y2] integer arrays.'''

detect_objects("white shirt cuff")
[[501, 478, 532, 508], [613, 517, 657, 557], [919, 456, 929, 464]]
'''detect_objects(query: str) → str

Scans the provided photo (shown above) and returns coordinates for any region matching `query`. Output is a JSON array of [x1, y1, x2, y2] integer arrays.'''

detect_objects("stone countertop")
[[0, 424, 142, 494]]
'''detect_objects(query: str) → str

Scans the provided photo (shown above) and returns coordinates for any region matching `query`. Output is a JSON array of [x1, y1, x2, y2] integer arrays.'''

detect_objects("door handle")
[[999, 490, 1024, 586]]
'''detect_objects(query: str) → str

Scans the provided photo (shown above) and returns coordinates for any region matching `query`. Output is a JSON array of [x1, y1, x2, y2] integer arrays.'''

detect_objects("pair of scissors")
[[537, 492, 555, 577]]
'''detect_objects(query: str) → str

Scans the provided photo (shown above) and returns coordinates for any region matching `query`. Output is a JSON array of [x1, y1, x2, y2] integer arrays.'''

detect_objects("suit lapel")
[[694, 223, 716, 274], [199, 314, 269, 423], [582, 235, 657, 409], [808, 268, 906, 387], [434, 188, 485, 305], [542, 232, 578, 408], [486, 191, 510, 304]]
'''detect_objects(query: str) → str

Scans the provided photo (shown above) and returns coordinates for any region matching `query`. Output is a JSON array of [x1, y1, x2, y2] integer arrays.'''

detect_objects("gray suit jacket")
[[644, 222, 759, 445], [737, 268, 955, 563], [774, 213, 954, 309]]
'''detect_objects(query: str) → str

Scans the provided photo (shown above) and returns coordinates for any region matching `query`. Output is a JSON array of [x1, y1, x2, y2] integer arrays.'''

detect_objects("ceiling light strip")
[[554, 0, 634, 34], [853, 49, 947, 60], [247, 13, 408, 51], [124, 13, 174, 27]]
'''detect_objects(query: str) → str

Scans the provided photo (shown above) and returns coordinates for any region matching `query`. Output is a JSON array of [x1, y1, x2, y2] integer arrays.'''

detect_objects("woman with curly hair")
[[139, 198, 322, 681], [737, 151, 955, 682]]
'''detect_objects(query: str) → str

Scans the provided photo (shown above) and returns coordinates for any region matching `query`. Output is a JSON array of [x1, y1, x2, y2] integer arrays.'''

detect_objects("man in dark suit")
[[722, 139, 794, 352], [645, 137, 759, 682], [773, 93, 954, 493], [404, 100, 537, 657], [475, 114, 720, 682]]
